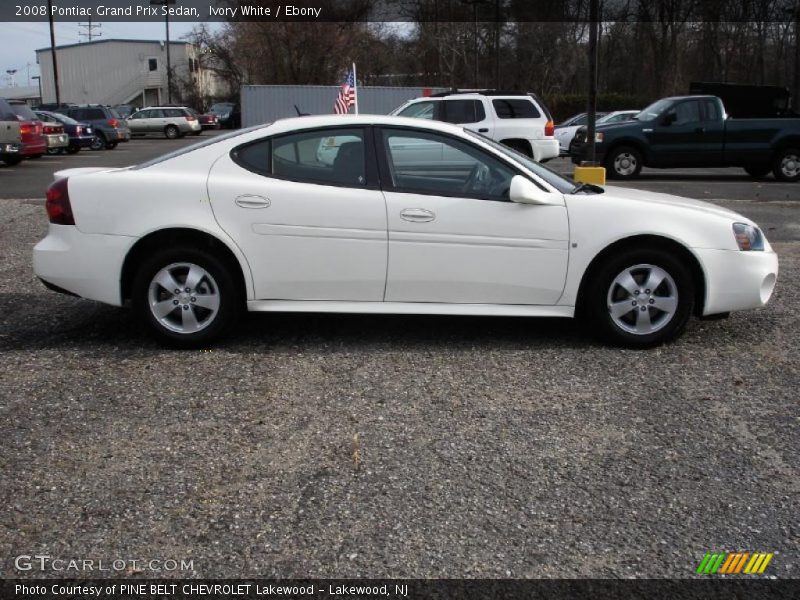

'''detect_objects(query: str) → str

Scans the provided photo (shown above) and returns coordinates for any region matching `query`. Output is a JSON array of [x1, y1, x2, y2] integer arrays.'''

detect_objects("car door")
[[147, 109, 166, 134], [441, 99, 494, 136], [128, 110, 147, 134], [377, 127, 569, 305], [207, 126, 388, 301], [649, 99, 720, 166]]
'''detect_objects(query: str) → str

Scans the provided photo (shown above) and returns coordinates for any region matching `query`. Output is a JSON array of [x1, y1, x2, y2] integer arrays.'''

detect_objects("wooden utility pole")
[[585, 0, 600, 164]]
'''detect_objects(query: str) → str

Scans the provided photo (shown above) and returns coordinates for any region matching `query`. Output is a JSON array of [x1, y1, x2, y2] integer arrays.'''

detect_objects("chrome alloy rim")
[[607, 264, 678, 335], [780, 153, 800, 178], [613, 152, 638, 176], [148, 262, 220, 334]]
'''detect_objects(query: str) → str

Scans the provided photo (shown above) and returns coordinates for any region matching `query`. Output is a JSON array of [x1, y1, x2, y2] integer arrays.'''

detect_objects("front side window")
[[702, 99, 721, 121], [381, 129, 515, 200], [397, 101, 437, 120], [672, 101, 702, 125], [492, 98, 540, 119], [149, 109, 166, 118], [271, 128, 366, 187]]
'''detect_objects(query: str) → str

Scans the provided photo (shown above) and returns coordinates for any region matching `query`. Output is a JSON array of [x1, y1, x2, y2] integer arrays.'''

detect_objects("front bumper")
[[696, 248, 779, 315], [33, 224, 134, 307]]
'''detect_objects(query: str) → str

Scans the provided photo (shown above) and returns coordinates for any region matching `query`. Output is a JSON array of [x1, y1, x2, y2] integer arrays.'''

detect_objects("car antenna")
[[294, 105, 310, 117]]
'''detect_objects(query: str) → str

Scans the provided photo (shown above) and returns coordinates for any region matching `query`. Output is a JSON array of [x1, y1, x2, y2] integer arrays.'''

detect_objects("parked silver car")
[[127, 106, 202, 139]]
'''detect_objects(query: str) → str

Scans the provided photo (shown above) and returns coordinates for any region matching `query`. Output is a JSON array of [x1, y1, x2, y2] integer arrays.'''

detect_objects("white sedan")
[[33, 115, 778, 348]]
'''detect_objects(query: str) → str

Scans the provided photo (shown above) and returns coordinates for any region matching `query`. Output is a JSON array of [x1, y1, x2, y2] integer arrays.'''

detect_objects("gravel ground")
[[0, 197, 798, 579]]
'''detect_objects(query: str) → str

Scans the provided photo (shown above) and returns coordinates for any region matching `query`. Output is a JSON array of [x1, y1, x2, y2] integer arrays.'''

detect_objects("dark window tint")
[[235, 140, 270, 174], [673, 101, 702, 125], [443, 100, 486, 124], [148, 58, 158, 71], [165, 109, 185, 118], [0, 99, 16, 120], [271, 128, 366, 187], [149, 109, 166, 118], [381, 129, 515, 200], [702, 99, 720, 121], [86, 108, 106, 120], [492, 98, 540, 119], [9, 102, 38, 121]]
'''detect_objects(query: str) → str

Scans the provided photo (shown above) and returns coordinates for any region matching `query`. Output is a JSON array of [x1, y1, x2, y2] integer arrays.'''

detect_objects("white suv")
[[391, 91, 559, 162]]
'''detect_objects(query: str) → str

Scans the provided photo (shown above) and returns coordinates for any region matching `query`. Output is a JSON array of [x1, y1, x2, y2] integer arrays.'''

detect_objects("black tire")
[[132, 247, 241, 348], [66, 145, 80, 154], [105, 141, 118, 150], [90, 135, 105, 151], [744, 164, 771, 179], [772, 147, 800, 182], [29, 154, 44, 159], [605, 145, 643, 179], [2, 156, 22, 166], [164, 125, 180, 139], [193, 131, 203, 136], [501, 139, 533, 158], [582, 248, 694, 348], [47, 147, 63, 155]]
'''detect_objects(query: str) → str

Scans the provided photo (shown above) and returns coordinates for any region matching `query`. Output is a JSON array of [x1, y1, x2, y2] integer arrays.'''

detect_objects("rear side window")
[[442, 100, 486, 124], [492, 98, 540, 119], [702, 100, 721, 121], [86, 108, 105, 120], [10, 103, 38, 121], [165, 109, 184, 118], [271, 128, 366, 187]]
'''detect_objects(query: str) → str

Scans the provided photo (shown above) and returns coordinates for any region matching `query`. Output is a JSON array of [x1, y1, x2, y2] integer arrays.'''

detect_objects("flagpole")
[[352, 62, 359, 115]]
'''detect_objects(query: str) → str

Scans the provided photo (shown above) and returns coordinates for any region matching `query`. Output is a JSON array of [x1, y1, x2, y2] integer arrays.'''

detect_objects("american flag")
[[334, 68, 356, 114]]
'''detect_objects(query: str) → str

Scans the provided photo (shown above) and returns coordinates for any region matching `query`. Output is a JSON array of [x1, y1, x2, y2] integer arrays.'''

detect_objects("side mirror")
[[509, 175, 557, 205], [661, 112, 676, 126]]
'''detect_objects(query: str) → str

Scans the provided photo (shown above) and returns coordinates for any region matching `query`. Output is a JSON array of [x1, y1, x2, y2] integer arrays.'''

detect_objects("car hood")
[[599, 185, 755, 225]]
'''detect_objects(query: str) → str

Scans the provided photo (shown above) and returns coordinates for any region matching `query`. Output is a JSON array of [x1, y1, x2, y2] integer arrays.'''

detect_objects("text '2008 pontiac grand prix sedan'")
[[33, 115, 778, 348]]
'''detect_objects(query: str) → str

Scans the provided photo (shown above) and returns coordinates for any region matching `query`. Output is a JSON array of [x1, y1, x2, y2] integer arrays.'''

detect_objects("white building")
[[36, 38, 226, 107]]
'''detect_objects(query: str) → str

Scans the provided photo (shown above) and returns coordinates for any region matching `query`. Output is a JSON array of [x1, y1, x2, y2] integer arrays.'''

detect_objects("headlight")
[[733, 223, 764, 251], [595, 132, 604, 143]]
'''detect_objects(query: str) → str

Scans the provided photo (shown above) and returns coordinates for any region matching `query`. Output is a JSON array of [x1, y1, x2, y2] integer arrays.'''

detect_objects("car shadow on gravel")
[[0, 291, 765, 354]]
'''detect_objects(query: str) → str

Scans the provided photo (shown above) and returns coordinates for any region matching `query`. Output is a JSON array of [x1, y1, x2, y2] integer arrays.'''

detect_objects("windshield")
[[465, 129, 575, 194], [42, 111, 79, 125], [636, 99, 673, 121]]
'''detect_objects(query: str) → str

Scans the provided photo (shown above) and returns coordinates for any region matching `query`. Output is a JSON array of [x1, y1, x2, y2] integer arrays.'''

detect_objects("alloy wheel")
[[606, 263, 678, 335], [147, 262, 221, 334]]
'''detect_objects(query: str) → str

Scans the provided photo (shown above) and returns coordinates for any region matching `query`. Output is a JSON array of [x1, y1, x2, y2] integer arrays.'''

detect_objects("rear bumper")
[[21, 139, 48, 156], [531, 138, 559, 163], [696, 248, 779, 315], [33, 224, 133, 307], [71, 135, 95, 148], [0, 142, 22, 155], [44, 133, 69, 149]]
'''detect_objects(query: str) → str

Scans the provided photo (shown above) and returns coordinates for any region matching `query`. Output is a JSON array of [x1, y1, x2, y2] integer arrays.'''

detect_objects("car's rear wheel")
[[605, 146, 643, 179], [105, 140, 118, 150], [772, 147, 800, 182], [133, 247, 241, 347], [47, 148, 63, 155], [164, 125, 180, 139], [2, 156, 22, 166], [744, 164, 771, 179], [583, 248, 694, 348], [66, 145, 80, 154]]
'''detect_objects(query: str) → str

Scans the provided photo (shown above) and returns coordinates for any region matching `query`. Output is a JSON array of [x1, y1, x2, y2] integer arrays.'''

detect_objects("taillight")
[[544, 120, 555, 137], [20, 123, 32, 135], [185, 115, 197, 121], [75, 126, 82, 135], [45, 178, 75, 225], [108, 119, 119, 128]]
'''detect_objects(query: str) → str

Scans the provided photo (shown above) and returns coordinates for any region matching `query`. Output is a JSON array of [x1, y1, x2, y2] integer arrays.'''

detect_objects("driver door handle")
[[400, 208, 435, 223]]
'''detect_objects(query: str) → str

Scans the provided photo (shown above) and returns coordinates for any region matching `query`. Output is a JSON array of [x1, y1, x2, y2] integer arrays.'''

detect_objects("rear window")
[[10, 102, 38, 121], [492, 98, 540, 119], [0, 99, 16, 120]]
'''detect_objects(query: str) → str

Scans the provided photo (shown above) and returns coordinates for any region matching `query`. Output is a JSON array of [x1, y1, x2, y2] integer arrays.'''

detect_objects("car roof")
[[264, 114, 473, 136]]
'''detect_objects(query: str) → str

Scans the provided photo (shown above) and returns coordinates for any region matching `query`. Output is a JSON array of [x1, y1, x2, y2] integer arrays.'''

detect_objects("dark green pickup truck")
[[570, 95, 800, 181]]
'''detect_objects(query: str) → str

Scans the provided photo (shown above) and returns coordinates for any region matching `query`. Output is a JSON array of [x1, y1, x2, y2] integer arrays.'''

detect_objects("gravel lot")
[[0, 150, 798, 579]]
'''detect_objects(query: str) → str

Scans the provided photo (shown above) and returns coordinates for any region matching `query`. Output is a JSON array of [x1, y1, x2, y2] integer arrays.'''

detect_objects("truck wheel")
[[772, 147, 800, 182], [744, 164, 771, 179], [583, 248, 694, 348], [606, 146, 642, 179]]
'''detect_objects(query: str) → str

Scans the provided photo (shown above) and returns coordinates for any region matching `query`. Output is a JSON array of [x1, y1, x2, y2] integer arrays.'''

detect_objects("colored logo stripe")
[[698, 552, 773, 575]]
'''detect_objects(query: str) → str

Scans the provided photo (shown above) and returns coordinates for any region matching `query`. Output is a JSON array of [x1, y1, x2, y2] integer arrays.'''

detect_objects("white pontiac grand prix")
[[33, 115, 778, 348]]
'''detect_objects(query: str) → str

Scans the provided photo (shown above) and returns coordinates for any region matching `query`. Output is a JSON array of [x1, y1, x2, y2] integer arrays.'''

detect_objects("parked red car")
[[9, 100, 46, 159], [189, 108, 219, 131]]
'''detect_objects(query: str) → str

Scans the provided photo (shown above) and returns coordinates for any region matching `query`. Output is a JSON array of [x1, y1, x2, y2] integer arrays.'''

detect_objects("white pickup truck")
[[391, 91, 559, 163]]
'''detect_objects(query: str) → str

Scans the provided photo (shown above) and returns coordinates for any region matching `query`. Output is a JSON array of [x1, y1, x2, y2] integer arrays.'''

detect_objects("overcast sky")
[[0, 21, 205, 88]]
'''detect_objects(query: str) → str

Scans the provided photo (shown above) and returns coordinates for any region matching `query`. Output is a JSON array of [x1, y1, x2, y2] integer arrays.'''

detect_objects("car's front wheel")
[[133, 248, 241, 347], [583, 249, 694, 348], [90, 135, 105, 151], [605, 146, 643, 179]]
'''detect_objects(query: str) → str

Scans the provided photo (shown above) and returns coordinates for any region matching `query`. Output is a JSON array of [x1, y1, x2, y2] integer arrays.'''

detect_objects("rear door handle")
[[478, 128, 489, 133], [400, 208, 435, 222], [235, 194, 271, 209]]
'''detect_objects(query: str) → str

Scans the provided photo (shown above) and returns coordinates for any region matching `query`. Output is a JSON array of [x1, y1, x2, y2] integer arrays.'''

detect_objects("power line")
[[78, 19, 102, 42]]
